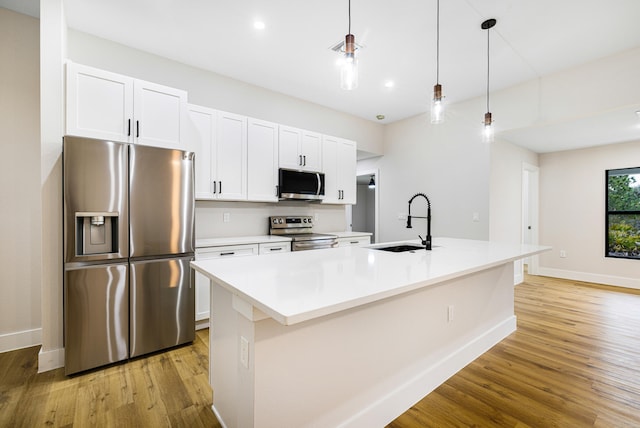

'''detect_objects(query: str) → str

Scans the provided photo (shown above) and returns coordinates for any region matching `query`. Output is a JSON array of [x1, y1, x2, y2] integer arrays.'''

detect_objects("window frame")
[[605, 167, 640, 260]]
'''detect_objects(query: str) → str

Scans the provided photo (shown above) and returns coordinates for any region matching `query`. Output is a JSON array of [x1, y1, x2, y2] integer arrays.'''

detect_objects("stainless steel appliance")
[[63, 136, 195, 375], [269, 216, 337, 251], [278, 169, 325, 201]]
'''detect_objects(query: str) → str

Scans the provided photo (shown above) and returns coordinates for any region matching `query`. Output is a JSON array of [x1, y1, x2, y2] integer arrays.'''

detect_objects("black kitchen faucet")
[[406, 193, 432, 250]]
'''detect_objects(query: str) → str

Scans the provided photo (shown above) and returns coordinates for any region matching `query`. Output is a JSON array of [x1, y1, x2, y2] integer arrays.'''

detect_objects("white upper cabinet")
[[247, 118, 279, 202], [188, 105, 247, 201], [278, 125, 322, 172], [66, 62, 187, 150], [322, 135, 357, 204]]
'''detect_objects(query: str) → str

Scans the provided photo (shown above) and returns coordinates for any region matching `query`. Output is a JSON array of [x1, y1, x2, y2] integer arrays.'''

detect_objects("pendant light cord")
[[486, 25, 490, 112], [436, 0, 440, 84], [348, 0, 351, 34]]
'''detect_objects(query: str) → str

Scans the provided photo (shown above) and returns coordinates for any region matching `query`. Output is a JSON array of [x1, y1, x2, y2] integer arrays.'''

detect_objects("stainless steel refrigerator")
[[63, 136, 195, 375]]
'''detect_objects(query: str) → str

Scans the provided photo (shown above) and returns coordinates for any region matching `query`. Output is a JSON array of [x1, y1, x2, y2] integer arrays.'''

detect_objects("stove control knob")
[[308, 218, 313, 223], [278, 218, 283, 224], [303, 218, 308, 223], [272, 218, 277, 224]]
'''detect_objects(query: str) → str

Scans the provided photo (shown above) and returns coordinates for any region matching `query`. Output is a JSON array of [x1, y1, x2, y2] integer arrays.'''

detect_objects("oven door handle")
[[294, 240, 338, 249]]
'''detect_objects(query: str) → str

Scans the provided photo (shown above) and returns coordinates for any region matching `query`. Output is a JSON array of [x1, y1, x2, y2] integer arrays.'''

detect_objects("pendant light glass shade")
[[481, 18, 496, 142], [431, 84, 444, 124], [341, 33, 358, 90], [430, 0, 444, 124]]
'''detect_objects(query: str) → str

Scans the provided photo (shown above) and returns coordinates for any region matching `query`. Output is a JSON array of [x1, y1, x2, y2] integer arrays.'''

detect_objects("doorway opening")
[[522, 163, 540, 276], [348, 169, 379, 243]]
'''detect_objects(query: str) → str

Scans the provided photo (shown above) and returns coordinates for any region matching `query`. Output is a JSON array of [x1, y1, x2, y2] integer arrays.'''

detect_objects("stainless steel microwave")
[[278, 169, 325, 201]]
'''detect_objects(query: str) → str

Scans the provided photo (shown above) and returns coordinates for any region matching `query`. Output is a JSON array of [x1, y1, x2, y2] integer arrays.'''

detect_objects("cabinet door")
[[337, 139, 357, 204], [278, 125, 302, 169], [321, 135, 340, 203], [300, 130, 322, 172], [133, 80, 187, 150], [66, 62, 133, 143], [215, 111, 247, 200], [188, 105, 216, 199], [248, 118, 279, 202]]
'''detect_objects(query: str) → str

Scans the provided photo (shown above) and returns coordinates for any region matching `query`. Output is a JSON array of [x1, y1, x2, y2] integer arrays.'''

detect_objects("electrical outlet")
[[223, 212, 230, 223], [560, 250, 567, 258], [448, 305, 454, 322], [240, 336, 249, 368]]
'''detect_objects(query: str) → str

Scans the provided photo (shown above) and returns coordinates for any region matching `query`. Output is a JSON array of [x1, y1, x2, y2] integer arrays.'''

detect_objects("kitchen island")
[[191, 237, 550, 428]]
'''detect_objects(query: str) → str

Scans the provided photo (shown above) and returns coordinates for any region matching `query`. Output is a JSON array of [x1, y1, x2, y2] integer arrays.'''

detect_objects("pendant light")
[[340, 0, 358, 90], [430, 0, 444, 124], [481, 18, 496, 143], [368, 175, 376, 189]]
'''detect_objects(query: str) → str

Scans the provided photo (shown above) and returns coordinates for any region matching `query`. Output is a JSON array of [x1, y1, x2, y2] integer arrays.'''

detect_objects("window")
[[606, 167, 640, 259]]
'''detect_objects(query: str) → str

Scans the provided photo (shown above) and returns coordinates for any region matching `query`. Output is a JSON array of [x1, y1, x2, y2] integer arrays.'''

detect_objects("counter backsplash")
[[195, 201, 347, 239]]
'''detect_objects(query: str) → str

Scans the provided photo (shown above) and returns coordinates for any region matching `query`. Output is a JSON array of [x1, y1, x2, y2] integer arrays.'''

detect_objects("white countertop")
[[196, 235, 291, 248], [191, 237, 551, 326]]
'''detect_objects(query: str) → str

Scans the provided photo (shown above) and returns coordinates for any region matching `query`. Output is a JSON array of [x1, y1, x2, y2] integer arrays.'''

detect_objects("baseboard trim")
[[537, 267, 640, 290], [341, 316, 517, 427], [38, 346, 64, 373], [0, 328, 42, 353], [196, 319, 210, 331]]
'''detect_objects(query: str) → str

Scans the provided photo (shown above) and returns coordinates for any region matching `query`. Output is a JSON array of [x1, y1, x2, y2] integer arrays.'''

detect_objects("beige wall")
[[0, 8, 42, 352], [538, 141, 640, 289]]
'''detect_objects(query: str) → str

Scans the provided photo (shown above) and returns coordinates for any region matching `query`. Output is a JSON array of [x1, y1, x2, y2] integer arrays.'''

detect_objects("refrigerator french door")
[[63, 136, 195, 375]]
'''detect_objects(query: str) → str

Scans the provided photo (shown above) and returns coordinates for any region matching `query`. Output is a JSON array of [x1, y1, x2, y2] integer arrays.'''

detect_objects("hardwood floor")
[[1, 274, 639, 427], [0, 329, 221, 428], [388, 275, 640, 427]]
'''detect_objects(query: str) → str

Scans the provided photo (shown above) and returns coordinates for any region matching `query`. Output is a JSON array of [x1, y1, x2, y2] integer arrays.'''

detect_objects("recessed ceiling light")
[[254, 21, 266, 30], [384, 81, 395, 88]]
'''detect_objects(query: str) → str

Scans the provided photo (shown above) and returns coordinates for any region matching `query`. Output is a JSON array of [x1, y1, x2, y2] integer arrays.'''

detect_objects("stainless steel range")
[[269, 216, 338, 251]]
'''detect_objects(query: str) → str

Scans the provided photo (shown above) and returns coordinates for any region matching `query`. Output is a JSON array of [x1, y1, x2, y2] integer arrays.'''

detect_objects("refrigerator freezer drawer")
[[64, 263, 129, 375], [130, 257, 195, 358]]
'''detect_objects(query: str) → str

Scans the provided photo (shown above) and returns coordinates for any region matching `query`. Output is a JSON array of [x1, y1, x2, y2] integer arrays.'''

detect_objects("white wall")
[[489, 140, 539, 243], [39, 0, 66, 371], [358, 103, 492, 243], [538, 141, 640, 289], [0, 8, 42, 353]]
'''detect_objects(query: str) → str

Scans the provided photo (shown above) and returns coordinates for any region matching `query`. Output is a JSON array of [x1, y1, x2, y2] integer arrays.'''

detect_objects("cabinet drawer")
[[196, 244, 259, 259], [259, 242, 291, 255], [337, 236, 371, 247]]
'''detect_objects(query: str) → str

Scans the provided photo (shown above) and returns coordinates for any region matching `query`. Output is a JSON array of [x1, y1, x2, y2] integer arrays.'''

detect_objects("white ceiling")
[[3, 0, 640, 153]]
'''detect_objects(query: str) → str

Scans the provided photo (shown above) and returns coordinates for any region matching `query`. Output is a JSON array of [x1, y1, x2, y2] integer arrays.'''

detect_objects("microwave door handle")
[[316, 173, 321, 195]]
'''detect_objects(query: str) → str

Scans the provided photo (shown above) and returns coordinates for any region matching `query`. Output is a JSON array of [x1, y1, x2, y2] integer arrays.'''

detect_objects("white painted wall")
[[38, 0, 67, 371], [0, 8, 42, 353], [538, 141, 640, 289], [358, 105, 492, 243]]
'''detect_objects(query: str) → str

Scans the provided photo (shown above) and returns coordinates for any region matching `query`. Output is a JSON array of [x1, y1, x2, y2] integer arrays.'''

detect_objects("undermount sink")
[[374, 244, 426, 253]]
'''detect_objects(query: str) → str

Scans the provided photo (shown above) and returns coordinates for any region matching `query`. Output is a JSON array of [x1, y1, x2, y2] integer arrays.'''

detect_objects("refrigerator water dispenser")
[[76, 212, 119, 255]]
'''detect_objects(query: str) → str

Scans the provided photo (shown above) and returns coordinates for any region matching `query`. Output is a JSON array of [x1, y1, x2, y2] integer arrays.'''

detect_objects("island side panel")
[[248, 262, 516, 427]]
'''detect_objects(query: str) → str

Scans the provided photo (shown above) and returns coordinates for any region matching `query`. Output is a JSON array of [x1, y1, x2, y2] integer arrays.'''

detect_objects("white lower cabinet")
[[194, 244, 258, 328], [336, 236, 371, 247]]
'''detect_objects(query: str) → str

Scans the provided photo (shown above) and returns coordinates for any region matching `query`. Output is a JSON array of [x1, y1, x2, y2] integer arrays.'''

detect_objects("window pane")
[[607, 168, 640, 211], [607, 213, 640, 259]]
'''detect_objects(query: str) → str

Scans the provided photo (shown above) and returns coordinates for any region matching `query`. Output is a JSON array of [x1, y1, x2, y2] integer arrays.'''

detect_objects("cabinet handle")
[[219, 181, 222, 193], [299, 155, 303, 166], [220, 252, 235, 256], [270, 247, 282, 251], [350, 241, 359, 244], [213, 181, 217, 194], [303, 155, 306, 166], [127, 119, 131, 136], [136, 120, 140, 138]]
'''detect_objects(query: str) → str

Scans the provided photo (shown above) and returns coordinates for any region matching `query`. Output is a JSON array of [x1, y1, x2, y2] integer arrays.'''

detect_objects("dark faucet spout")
[[407, 193, 432, 250]]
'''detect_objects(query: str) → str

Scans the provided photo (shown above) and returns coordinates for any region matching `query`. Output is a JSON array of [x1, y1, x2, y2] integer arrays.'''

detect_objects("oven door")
[[292, 238, 338, 251]]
